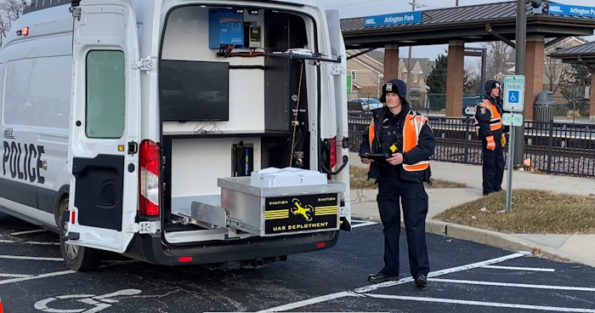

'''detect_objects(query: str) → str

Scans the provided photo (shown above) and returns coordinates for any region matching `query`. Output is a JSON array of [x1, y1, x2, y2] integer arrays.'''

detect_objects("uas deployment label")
[[264, 193, 338, 235]]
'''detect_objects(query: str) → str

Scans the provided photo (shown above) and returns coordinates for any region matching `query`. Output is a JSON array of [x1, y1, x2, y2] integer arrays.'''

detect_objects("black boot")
[[368, 272, 398, 283], [414, 274, 428, 289]]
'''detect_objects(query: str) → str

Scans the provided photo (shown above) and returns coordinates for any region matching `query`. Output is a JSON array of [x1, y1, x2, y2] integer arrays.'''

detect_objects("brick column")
[[446, 40, 465, 117], [383, 44, 399, 83], [590, 70, 595, 121], [525, 35, 545, 121]]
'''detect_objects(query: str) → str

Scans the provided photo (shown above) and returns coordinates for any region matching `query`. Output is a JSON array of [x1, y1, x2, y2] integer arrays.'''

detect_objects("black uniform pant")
[[376, 175, 429, 278], [481, 134, 505, 195]]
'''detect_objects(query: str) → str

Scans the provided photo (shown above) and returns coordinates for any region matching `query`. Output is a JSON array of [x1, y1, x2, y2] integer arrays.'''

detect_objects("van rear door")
[[67, 0, 141, 253], [325, 10, 351, 224]]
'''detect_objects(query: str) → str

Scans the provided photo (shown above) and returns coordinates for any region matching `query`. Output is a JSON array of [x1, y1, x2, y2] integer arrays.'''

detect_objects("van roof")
[[23, 0, 69, 14], [23, 0, 320, 15]]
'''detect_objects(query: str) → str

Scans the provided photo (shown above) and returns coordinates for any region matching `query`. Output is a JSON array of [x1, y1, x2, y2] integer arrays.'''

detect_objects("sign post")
[[346, 74, 352, 93], [502, 75, 525, 213]]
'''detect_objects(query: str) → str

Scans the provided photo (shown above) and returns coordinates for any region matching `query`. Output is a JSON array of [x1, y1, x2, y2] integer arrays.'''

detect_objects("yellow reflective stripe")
[[316, 212, 338, 216], [316, 206, 338, 210], [265, 216, 288, 220], [315, 206, 338, 216], [265, 209, 289, 220], [265, 212, 289, 217], [265, 213, 289, 217]]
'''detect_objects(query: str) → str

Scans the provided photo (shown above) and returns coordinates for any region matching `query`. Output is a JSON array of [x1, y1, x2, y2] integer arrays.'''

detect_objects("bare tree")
[[544, 39, 578, 94], [544, 57, 572, 94], [485, 41, 513, 80], [0, 0, 25, 46]]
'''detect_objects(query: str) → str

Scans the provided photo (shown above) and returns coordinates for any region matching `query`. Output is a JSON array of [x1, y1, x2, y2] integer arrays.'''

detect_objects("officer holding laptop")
[[359, 78, 435, 288]]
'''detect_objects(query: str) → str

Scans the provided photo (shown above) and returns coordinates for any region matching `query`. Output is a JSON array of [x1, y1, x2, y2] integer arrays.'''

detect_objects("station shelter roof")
[[549, 40, 595, 65], [340, 1, 595, 49]]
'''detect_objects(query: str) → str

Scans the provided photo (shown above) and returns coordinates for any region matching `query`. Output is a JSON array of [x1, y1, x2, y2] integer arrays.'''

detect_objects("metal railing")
[[348, 112, 595, 177]]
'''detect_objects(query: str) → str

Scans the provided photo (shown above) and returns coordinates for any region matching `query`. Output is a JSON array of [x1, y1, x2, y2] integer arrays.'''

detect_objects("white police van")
[[0, 0, 350, 271]]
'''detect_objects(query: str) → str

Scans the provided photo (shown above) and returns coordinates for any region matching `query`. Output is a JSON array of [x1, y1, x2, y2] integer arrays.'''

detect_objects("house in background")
[[346, 50, 384, 99], [346, 49, 434, 109]]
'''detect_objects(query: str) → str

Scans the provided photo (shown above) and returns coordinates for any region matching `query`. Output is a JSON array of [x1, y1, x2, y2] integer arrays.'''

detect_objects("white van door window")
[[86, 51, 125, 138]]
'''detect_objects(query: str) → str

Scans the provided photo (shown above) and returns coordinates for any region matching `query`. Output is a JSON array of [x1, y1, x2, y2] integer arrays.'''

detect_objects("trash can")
[[534, 91, 554, 122]]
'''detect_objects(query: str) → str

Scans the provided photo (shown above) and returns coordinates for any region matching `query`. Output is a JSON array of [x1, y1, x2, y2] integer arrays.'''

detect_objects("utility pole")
[[406, 0, 416, 93], [456, 0, 459, 6], [513, 0, 526, 169]]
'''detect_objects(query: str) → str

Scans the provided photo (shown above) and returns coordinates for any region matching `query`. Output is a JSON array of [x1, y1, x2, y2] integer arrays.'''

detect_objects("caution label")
[[264, 193, 338, 235]]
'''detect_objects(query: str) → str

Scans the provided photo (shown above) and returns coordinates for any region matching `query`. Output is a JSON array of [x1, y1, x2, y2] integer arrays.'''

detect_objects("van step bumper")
[[124, 230, 339, 266]]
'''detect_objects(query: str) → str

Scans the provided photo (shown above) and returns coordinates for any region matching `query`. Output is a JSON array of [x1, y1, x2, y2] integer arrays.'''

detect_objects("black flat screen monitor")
[[160, 60, 229, 121]]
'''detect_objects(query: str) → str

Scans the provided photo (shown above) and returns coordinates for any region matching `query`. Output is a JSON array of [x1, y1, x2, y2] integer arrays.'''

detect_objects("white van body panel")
[[1, 0, 351, 265], [1, 5, 72, 229]]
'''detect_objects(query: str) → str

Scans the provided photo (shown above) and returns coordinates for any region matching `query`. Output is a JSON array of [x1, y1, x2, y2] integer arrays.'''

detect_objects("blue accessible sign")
[[508, 90, 520, 104], [548, 2, 595, 18], [365, 11, 422, 27], [503, 75, 525, 112]]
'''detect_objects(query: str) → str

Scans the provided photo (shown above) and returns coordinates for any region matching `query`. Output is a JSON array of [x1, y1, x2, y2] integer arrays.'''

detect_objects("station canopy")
[[549, 40, 595, 65], [340, 1, 595, 49]]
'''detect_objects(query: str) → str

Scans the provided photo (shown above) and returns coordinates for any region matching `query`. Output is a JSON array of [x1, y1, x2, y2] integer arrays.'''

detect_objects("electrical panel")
[[209, 9, 245, 49]]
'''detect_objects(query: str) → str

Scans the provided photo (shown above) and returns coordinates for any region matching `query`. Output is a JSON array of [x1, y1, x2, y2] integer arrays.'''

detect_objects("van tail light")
[[330, 137, 337, 170], [139, 140, 160, 217]]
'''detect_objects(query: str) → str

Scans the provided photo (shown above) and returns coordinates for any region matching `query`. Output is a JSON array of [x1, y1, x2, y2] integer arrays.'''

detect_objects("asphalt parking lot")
[[0, 213, 594, 313]]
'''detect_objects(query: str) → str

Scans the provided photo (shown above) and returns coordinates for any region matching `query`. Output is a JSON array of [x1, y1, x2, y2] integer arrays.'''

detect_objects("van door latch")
[[70, 6, 82, 20], [128, 141, 138, 155], [133, 57, 154, 71], [127, 222, 159, 234], [329, 64, 345, 76]]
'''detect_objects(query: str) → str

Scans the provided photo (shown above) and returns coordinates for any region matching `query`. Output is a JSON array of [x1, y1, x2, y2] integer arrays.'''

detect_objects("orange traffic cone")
[[0, 296, 3, 313]]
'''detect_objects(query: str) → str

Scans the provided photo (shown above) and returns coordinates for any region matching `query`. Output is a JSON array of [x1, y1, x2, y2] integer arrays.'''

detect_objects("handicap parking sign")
[[503, 75, 525, 112], [508, 90, 519, 103]]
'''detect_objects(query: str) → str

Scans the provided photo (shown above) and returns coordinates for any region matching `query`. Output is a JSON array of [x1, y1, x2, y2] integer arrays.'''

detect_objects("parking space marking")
[[481, 265, 555, 272], [256, 292, 361, 313], [356, 251, 530, 293], [364, 294, 595, 313], [0, 255, 62, 262], [0, 239, 60, 246], [0, 270, 75, 286], [10, 229, 47, 236], [0, 273, 32, 278], [258, 251, 530, 312], [351, 221, 378, 229], [431, 278, 595, 292]]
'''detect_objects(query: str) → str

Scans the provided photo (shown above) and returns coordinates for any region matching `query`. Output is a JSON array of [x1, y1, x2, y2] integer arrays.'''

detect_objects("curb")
[[352, 216, 592, 267], [426, 219, 580, 265]]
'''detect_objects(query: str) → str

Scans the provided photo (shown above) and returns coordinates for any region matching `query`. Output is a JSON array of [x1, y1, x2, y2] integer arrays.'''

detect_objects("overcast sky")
[[320, 0, 595, 60]]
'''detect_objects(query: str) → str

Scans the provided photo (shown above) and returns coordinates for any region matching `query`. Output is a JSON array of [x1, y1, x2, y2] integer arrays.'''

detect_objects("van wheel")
[[57, 198, 101, 272]]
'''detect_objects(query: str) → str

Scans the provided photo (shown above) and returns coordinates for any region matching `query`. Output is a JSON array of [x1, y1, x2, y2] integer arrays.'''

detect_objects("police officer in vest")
[[359, 79, 435, 288], [475, 80, 505, 195]]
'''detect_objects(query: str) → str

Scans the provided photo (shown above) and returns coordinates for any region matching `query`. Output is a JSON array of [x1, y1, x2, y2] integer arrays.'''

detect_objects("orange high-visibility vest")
[[402, 114, 430, 172], [367, 111, 429, 172], [474, 99, 503, 136]]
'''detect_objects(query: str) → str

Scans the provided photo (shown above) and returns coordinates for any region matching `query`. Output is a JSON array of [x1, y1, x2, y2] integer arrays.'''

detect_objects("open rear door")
[[325, 10, 351, 225], [67, 0, 141, 253]]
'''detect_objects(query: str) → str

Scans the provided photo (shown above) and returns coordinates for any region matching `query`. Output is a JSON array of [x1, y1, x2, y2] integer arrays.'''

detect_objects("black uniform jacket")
[[475, 96, 505, 139], [359, 104, 436, 182]]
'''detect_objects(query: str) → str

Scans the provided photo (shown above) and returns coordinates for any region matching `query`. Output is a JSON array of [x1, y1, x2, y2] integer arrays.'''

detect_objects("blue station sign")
[[548, 2, 595, 18], [364, 11, 422, 27]]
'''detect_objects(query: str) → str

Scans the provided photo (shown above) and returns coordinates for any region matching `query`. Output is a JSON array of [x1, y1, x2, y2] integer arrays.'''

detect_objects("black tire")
[[57, 198, 101, 271]]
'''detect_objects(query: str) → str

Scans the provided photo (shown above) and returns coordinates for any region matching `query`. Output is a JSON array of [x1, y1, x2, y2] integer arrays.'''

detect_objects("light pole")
[[513, 0, 526, 169], [406, 0, 416, 92]]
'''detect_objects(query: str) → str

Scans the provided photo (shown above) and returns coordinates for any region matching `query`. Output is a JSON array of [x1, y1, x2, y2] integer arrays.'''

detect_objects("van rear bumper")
[[124, 230, 339, 266]]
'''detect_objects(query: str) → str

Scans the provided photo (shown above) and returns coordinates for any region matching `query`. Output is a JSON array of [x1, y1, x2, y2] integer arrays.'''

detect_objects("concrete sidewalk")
[[348, 152, 595, 267]]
